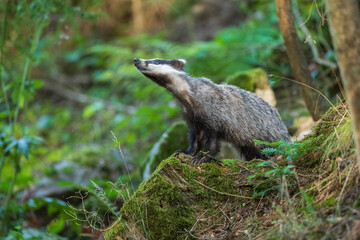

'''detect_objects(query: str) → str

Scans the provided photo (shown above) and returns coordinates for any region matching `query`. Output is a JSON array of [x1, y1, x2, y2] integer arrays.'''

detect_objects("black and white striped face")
[[134, 58, 186, 74]]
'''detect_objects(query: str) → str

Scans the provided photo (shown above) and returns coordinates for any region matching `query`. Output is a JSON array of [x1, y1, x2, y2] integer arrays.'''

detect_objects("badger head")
[[133, 58, 191, 105], [134, 58, 186, 75]]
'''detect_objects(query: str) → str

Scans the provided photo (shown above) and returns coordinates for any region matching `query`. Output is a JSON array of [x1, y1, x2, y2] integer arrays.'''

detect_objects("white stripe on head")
[[178, 59, 186, 64], [145, 63, 183, 75]]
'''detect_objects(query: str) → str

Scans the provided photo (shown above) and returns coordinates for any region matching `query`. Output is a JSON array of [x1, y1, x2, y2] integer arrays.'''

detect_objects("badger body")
[[134, 58, 291, 163]]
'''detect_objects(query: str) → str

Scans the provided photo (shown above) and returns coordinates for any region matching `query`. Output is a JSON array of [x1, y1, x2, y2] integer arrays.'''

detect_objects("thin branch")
[[42, 83, 136, 114], [185, 210, 209, 240], [200, 151, 223, 164], [0, 0, 12, 126], [14, 19, 46, 131], [336, 161, 356, 216], [291, 0, 337, 69], [194, 179, 253, 199], [269, 74, 338, 114]]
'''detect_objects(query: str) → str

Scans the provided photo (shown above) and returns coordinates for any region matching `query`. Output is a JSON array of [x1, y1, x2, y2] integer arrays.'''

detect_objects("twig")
[[220, 209, 232, 225], [65, 191, 123, 233], [269, 74, 338, 114], [200, 151, 223, 164], [185, 210, 208, 240], [43, 82, 136, 114], [255, 194, 264, 213], [194, 179, 253, 199], [291, 0, 337, 69], [14, 17, 46, 131], [238, 164, 256, 174], [253, 223, 280, 239], [0, 0, 11, 126], [336, 161, 356, 216]]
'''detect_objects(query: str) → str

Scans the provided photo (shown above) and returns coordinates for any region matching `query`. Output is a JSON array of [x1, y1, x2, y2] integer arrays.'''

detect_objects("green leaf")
[[32, 79, 44, 89], [20, 94, 25, 108], [0, 112, 8, 119], [17, 138, 29, 159], [83, 102, 104, 119], [47, 219, 65, 233], [47, 199, 66, 215], [4, 140, 17, 154]]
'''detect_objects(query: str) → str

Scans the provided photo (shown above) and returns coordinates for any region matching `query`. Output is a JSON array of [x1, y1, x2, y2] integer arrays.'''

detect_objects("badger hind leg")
[[238, 145, 266, 161]]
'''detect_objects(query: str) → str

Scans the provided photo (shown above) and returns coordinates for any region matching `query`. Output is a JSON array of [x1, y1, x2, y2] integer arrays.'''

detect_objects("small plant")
[[254, 136, 321, 161], [247, 160, 295, 197], [64, 178, 130, 237], [0, 0, 100, 238], [90, 180, 121, 218], [247, 137, 321, 198], [0, 135, 43, 208]]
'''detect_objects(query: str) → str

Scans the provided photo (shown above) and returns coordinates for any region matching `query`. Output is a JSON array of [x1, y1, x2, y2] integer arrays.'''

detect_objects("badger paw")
[[174, 149, 189, 158], [191, 156, 211, 165]]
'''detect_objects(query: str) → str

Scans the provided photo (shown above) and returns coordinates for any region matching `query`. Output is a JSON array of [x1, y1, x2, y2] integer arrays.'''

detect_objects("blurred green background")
[[0, 0, 340, 239]]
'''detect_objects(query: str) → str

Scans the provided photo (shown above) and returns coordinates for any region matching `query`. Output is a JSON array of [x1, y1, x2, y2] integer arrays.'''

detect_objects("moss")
[[200, 163, 239, 200], [314, 197, 336, 209], [121, 174, 196, 239], [293, 103, 354, 170], [107, 156, 252, 239], [253, 179, 279, 196], [353, 195, 360, 208], [310, 104, 349, 146], [104, 219, 126, 240], [108, 157, 200, 239], [322, 117, 353, 160], [294, 149, 323, 168], [224, 68, 268, 92]]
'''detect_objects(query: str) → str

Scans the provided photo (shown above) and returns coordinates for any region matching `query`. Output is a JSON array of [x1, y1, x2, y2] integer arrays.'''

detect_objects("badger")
[[134, 58, 291, 163]]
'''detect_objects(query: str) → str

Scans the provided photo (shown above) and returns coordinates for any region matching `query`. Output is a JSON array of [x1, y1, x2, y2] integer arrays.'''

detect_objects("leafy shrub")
[[254, 136, 321, 161]]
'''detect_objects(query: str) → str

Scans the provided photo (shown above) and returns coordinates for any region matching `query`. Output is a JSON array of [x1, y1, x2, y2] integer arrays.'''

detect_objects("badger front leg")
[[192, 134, 220, 164], [175, 127, 203, 157], [186, 127, 204, 155]]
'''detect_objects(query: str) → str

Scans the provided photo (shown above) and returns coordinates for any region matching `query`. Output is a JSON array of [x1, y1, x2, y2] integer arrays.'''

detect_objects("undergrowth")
[[255, 136, 322, 161], [251, 103, 360, 239]]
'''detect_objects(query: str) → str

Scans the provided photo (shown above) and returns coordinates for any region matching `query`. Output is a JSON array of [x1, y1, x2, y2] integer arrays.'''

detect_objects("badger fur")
[[134, 58, 291, 163]]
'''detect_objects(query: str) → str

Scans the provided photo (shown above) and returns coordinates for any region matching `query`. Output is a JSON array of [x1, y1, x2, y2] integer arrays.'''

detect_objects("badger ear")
[[173, 59, 186, 70]]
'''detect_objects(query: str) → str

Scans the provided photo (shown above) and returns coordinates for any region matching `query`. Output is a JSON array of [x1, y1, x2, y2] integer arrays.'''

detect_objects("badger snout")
[[134, 58, 140, 65], [134, 58, 144, 71], [134, 58, 148, 72]]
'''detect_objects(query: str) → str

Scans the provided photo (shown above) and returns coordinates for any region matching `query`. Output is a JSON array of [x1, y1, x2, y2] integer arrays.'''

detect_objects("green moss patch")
[[106, 156, 257, 239], [225, 68, 268, 92]]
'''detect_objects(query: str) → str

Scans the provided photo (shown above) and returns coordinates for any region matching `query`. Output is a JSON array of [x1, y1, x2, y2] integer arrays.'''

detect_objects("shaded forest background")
[[0, 0, 350, 239]]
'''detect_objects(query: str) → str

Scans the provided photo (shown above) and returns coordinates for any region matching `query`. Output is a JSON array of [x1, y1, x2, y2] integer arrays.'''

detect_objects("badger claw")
[[174, 149, 189, 158], [191, 156, 211, 165]]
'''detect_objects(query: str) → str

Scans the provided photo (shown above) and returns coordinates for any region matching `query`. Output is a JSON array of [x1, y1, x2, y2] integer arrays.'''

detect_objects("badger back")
[[186, 80, 290, 144]]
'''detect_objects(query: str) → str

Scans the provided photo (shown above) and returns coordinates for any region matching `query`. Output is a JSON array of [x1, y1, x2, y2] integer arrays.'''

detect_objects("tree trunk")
[[131, 0, 144, 34], [326, 0, 360, 167], [275, 0, 327, 121]]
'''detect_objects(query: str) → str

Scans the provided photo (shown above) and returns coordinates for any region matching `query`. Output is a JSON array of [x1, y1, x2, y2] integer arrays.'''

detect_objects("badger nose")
[[134, 58, 140, 64]]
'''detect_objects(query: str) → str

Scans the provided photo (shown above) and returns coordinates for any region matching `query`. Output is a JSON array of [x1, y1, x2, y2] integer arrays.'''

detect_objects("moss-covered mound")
[[225, 68, 268, 91], [105, 155, 276, 239], [225, 68, 276, 106]]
